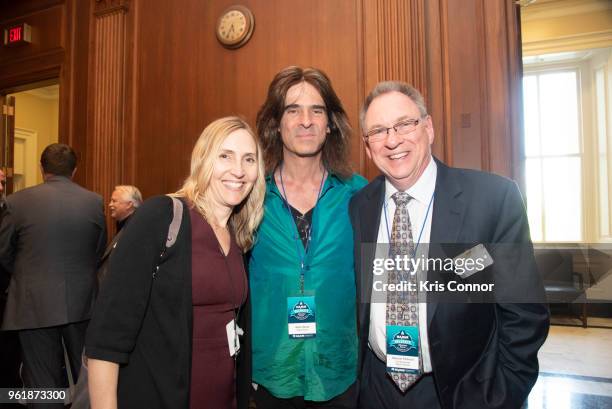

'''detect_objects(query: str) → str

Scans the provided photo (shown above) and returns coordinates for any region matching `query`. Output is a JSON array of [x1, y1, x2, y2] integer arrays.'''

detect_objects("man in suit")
[[0, 143, 106, 397], [108, 184, 142, 229], [97, 185, 142, 282], [0, 167, 21, 390], [0, 168, 5, 210], [0, 167, 7, 310], [349, 81, 549, 409]]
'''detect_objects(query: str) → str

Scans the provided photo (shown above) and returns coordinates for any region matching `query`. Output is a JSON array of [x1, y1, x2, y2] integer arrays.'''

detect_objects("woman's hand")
[[88, 358, 119, 409]]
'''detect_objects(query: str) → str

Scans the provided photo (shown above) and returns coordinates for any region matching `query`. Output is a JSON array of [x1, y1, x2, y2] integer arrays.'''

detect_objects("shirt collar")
[[45, 175, 72, 183], [384, 156, 437, 205]]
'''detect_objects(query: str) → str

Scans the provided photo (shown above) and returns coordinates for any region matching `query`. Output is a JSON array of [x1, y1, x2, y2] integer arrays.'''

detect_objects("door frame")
[[14, 127, 39, 190]]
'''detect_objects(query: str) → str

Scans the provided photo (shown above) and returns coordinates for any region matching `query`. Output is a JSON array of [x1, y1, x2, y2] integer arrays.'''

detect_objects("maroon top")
[[189, 208, 247, 409]]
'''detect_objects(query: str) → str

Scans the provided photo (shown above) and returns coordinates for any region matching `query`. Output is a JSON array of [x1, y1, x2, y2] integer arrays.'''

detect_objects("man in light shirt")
[[349, 81, 549, 409]]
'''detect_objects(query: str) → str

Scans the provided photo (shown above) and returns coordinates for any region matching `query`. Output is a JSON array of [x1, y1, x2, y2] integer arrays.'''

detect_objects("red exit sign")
[[4, 23, 32, 46]]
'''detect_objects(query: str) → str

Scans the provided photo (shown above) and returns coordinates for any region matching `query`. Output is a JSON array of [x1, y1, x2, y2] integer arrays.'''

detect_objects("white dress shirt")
[[368, 157, 437, 372]]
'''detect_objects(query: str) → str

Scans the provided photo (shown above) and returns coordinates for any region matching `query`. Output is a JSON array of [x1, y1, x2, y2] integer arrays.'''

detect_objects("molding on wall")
[[22, 84, 59, 100], [89, 0, 128, 217], [521, 0, 612, 22], [13, 127, 38, 189], [523, 30, 612, 56], [371, 0, 426, 89], [361, 0, 427, 178], [93, 0, 129, 17]]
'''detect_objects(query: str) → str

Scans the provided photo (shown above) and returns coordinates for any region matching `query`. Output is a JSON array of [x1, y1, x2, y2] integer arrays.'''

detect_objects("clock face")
[[216, 6, 254, 49]]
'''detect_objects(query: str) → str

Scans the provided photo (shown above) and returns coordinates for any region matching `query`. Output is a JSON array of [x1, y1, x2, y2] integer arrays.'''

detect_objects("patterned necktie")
[[386, 191, 422, 391]]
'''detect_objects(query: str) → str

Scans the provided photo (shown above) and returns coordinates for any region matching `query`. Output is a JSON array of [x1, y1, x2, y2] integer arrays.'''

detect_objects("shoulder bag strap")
[[153, 196, 184, 278]]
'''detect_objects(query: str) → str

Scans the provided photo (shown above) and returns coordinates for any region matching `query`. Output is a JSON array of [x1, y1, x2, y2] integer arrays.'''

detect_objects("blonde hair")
[[173, 116, 265, 251]]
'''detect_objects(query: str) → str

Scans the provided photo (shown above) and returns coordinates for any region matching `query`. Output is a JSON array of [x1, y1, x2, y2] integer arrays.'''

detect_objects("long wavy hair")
[[256, 66, 352, 179], [173, 117, 265, 251]]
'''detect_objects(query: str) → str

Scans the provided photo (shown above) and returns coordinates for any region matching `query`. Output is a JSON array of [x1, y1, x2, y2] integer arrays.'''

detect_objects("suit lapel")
[[101, 229, 122, 262], [427, 159, 466, 328], [357, 176, 385, 329]]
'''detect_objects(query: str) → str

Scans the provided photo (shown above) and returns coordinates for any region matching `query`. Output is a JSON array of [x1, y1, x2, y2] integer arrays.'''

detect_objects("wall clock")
[[216, 5, 255, 49]]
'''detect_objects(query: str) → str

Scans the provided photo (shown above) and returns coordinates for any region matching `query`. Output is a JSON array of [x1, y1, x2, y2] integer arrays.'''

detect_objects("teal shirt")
[[250, 172, 367, 401]]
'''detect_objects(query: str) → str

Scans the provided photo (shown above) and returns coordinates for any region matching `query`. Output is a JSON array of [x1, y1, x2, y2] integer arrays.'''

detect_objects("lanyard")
[[218, 245, 244, 360], [279, 164, 327, 294], [383, 192, 435, 257]]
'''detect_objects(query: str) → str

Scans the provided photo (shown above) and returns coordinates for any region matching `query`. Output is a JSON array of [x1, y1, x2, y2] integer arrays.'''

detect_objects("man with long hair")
[[249, 66, 366, 408]]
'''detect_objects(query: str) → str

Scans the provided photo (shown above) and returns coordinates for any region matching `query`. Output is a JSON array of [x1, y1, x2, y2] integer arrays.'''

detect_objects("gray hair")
[[114, 185, 143, 208], [359, 81, 428, 133]]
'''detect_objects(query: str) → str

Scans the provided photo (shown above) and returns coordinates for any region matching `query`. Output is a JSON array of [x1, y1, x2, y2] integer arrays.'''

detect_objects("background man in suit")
[[0, 168, 7, 305], [349, 81, 549, 409], [98, 185, 142, 282], [0, 168, 5, 210], [108, 184, 142, 229], [0, 144, 106, 397], [0, 167, 21, 390]]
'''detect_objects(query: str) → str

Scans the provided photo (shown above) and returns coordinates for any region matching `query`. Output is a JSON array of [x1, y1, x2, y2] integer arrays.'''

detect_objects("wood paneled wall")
[[1, 0, 525, 202], [425, 0, 523, 181], [131, 0, 367, 197], [0, 0, 91, 186], [361, 0, 428, 178], [89, 0, 129, 211]]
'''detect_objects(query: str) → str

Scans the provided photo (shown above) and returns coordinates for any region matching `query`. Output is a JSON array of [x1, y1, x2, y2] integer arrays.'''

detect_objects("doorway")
[[1, 81, 60, 194]]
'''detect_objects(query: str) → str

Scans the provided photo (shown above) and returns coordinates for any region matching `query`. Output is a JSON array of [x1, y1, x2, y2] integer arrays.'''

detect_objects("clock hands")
[[217, 7, 253, 48]]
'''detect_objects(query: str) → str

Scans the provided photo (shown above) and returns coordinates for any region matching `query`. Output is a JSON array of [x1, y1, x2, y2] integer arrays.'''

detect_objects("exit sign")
[[4, 23, 32, 46]]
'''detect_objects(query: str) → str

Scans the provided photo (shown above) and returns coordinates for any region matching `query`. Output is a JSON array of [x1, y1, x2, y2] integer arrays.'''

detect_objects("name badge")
[[386, 325, 420, 374], [226, 319, 241, 357], [287, 296, 316, 339], [453, 244, 494, 278]]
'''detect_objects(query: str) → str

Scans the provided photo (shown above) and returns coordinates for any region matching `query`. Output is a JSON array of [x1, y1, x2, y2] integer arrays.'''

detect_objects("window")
[[523, 48, 612, 243], [595, 67, 610, 239], [523, 70, 583, 241]]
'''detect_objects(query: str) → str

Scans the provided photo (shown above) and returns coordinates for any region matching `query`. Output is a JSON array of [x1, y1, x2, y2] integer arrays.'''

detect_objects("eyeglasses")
[[364, 118, 424, 142]]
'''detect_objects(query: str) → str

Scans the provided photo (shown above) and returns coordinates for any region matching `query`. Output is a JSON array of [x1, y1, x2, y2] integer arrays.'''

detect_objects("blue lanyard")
[[383, 191, 435, 257], [279, 164, 327, 294]]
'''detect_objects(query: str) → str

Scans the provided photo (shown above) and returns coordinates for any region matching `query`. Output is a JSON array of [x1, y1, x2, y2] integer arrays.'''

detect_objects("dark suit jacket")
[[96, 214, 134, 283], [0, 176, 106, 330], [0, 200, 9, 324], [349, 158, 549, 409]]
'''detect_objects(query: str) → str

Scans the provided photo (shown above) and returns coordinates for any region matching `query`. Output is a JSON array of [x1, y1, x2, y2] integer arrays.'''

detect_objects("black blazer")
[[349, 158, 549, 409], [86, 196, 251, 409]]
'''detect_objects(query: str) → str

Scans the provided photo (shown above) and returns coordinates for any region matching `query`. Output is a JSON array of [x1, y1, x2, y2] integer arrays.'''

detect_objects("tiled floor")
[[539, 325, 612, 378], [2, 321, 611, 408], [525, 321, 612, 409]]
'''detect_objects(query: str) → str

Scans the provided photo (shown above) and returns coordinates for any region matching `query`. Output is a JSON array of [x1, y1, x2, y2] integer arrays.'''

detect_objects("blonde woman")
[[85, 117, 265, 409]]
